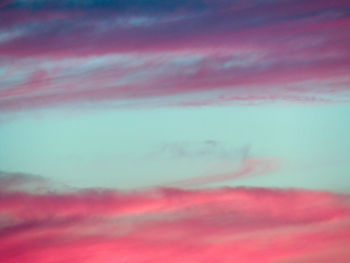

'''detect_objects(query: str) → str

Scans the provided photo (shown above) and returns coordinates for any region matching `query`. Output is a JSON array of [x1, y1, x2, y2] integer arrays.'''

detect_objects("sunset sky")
[[0, 0, 350, 262]]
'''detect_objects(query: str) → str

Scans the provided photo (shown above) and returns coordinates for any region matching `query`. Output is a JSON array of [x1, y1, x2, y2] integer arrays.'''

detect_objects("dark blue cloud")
[[4, 0, 228, 12]]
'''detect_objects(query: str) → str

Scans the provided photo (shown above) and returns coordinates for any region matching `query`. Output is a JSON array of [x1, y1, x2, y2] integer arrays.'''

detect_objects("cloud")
[[4, 0, 225, 12], [0, 174, 349, 262], [166, 156, 279, 187], [0, 171, 49, 192], [1, 0, 350, 111], [155, 141, 251, 160], [0, 171, 69, 193]]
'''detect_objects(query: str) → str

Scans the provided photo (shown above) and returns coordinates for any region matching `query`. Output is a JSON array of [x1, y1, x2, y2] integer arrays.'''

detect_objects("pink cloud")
[[167, 157, 279, 187], [1, 49, 349, 111], [1, 0, 349, 110], [0, 172, 349, 262], [0, 70, 50, 99]]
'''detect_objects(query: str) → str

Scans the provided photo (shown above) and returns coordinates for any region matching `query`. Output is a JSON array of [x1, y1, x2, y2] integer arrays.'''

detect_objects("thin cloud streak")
[[166, 157, 278, 188]]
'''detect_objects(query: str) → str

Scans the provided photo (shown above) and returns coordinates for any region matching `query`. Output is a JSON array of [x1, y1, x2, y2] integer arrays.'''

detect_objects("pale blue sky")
[[1, 103, 349, 192]]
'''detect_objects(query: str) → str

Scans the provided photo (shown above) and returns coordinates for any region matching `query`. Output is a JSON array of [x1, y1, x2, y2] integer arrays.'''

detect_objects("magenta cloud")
[[1, 0, 350, 111]]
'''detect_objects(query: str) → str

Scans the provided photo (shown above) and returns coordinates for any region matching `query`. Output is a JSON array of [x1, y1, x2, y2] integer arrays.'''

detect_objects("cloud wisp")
[[165, 156, 278, 188], [154, 141, 251, 160]]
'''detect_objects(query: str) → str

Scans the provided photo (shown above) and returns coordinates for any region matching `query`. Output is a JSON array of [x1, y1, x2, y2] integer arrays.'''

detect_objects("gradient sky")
[[0, 0, 350, 262]]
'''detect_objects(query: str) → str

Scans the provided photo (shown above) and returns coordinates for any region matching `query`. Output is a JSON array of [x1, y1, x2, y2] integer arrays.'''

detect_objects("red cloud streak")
[[0, 176, 349, 263], [168, 157, 279, 187]]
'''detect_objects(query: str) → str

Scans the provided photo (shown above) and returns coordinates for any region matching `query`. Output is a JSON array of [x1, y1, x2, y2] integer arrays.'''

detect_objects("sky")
[[0, 0, 350, 262]]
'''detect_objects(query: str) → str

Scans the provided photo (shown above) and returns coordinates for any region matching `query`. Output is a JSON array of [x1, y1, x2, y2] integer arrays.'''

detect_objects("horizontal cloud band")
[[0, 172, 349, 262], [1, 0, 350, 111]]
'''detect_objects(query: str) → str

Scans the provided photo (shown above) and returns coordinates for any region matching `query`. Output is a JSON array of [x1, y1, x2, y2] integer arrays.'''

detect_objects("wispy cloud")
[[1, 0, 349, 111], [154, 141, 251, 160], [0, 171, 50, 192], [166, 157, 279, 187]]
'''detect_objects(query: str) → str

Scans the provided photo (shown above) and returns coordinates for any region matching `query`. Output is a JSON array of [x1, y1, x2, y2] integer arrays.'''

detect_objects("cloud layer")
[[0, 172, 349, 262], [1, 0, 349, 111]]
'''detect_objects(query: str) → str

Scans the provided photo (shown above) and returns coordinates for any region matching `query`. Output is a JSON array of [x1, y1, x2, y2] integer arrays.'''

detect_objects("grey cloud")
[[155, 141, 251, 160]]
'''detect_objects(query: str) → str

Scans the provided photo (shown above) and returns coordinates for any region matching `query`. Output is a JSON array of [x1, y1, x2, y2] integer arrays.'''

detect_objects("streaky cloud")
[[0, 174, 349, 262], [166, 157, 279, 187], [1, 0, 350, 110]]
